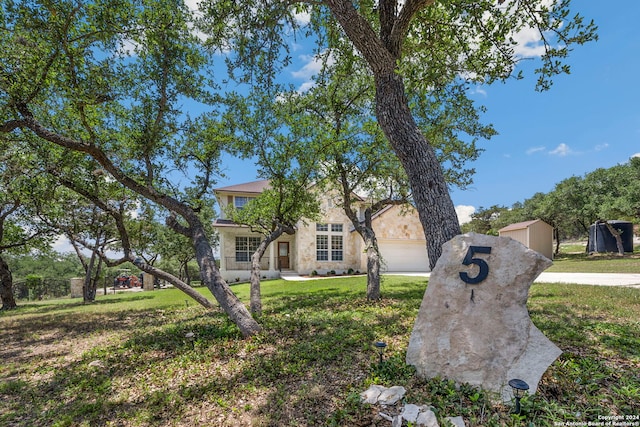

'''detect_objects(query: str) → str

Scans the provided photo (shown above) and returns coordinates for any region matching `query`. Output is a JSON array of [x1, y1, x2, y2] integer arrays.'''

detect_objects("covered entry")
[[278, 241, 290, 270]]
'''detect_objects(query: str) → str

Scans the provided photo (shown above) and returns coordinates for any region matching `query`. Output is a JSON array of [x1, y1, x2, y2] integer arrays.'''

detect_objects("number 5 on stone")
[[459, 246, 492, 284]]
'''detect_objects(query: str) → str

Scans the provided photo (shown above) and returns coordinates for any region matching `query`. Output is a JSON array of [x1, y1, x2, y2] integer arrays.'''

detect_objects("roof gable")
[[214, 179, 271, 194], [499, 219, 546, 232]]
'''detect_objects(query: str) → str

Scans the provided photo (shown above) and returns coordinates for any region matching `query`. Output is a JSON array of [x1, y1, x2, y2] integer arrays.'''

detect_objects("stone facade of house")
[[213, 180, 429, 281]]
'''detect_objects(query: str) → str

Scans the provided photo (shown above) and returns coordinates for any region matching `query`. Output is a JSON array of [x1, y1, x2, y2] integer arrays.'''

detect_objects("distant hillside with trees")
[[462, 156, 640, 254]]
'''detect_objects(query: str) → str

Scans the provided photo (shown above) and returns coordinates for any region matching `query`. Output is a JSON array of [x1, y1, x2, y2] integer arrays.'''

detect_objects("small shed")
[[498, 219, 554, 260]]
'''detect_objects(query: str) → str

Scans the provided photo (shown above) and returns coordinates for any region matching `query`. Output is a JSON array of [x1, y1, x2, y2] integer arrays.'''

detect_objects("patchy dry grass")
[[1, 277, 639, 426]]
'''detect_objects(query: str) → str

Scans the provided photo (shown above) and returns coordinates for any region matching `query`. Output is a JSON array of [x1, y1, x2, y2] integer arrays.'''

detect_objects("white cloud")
[[511, 26, 547, 58], [297, 81, 316, 93], [633, 152, 640, 158], [502, 0, 556, 58], [456, 205, 476, 225], [470, 86, 487, 97], [53, 235, 75, 254], [291, 51, 335, 92], [594, 143, 609, 152], [291, 54, 324, 80], [526, 146, 546, 155], [294, 11, 311, 26], [183, 0, 200, 12], [549, 143, 572, 157]]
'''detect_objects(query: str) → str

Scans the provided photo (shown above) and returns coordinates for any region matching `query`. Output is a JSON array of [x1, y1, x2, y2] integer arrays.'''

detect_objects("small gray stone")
[[416, 409, 439, 427], [379, 412, 393, 422], [88, 360, 106, 369], [401, 403, 420, 422], [445, 416, 465, 427], [377, 385, 406, 405], [360, 384, 385, 404]]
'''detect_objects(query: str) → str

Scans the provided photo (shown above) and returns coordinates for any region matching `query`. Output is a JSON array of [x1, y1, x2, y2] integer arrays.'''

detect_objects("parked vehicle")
[[113, 269, 141, 288]]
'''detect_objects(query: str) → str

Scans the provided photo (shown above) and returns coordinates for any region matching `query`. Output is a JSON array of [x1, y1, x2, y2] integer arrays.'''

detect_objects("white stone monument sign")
[[406, 233, 562, 401]]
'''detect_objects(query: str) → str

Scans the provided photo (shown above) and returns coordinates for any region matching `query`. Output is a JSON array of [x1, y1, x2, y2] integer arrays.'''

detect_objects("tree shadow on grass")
[[4, 281, 638, 427], [0, 291, 420, 426]]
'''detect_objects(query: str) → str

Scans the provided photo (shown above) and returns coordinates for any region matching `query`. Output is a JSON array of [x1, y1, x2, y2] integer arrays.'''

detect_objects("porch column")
[[269, 241, 275, 272], [219, 233, 226, 271]]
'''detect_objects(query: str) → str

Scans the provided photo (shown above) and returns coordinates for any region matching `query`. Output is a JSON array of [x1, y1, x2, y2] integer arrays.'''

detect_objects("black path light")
[[508, 378, 530, 414], [374, 341, 387, 365], [185, 331, 196, 350]]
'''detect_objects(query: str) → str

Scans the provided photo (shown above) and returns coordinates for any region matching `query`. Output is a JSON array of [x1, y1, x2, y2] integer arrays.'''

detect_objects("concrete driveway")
[[534, 272, 640, 287], [382, 272, 640, 287], [283, 271, 640, 287]]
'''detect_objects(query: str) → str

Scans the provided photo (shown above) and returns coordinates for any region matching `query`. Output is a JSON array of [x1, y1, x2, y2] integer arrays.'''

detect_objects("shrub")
[[26, 275, 45, 300]]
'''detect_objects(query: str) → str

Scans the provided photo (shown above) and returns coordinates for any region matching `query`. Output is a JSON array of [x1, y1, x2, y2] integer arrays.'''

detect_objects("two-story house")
[[213, 179, 430, 281]]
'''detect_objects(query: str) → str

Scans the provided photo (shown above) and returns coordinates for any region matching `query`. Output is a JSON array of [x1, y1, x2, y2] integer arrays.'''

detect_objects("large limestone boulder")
[[406, 233, 561, 401]]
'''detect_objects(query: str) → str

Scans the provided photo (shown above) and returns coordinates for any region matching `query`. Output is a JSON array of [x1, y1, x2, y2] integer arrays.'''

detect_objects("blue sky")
[[213, 2, 640, 224]]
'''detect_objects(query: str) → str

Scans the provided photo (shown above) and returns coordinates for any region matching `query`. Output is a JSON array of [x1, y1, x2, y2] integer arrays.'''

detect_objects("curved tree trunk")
[[91, 259, 102, 299], [364, 233, 382, 300], [250, 230, 284, 315], [179, 257, 192, 285], [84, 249, 98, 303], [12, 113, 262, 337], [134, 258, 217, 309], [603, 221, 625, 256], [250, 251, 263, 315], [0, 255, 16, 310], [374, 72, 461, 268], [334, 164, 388, 300], [191, 223, 262, 337], [323, 0, 461, 269]]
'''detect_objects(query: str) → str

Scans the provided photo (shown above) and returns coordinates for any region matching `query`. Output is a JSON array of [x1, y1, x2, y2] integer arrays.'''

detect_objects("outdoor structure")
[[212, 180, 429, 281], [588, 220, 634, 253], [498, 219, 553, 260], [70, 277, 84, 298]]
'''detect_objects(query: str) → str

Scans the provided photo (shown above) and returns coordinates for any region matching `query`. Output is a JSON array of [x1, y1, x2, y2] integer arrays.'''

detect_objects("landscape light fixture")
[[185, 332, 195, 350], [374, 341, 387, 364], [508, 378, 529, 414]]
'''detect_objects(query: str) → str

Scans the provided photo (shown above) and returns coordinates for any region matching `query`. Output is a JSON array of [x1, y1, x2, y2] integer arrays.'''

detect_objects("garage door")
[[378, 239, 430, 272]]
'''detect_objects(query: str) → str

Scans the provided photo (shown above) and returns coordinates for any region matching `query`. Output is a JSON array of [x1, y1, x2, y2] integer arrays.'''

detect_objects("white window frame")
[[236, 236, 261, 262], [234, 196, 255, 209], [316, 223, 343, 261]]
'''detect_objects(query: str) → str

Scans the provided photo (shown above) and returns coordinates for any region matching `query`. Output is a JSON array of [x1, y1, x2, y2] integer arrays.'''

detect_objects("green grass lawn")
[[1, 277, 639, 426], [547, 243, 640, 273]]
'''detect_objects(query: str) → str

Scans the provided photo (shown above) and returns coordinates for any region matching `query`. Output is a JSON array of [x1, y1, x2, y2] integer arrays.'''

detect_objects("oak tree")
[[198, 0, 597, 267], [0, 0, 260, 335], [223, 90, 320, 314]]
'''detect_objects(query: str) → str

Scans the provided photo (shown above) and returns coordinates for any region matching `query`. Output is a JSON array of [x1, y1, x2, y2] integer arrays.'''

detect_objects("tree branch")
[[0, 119, 26, 133]]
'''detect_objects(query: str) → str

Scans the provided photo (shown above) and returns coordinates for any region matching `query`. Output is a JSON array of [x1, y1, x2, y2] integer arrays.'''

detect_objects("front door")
[[278, 242, 290, 270]]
